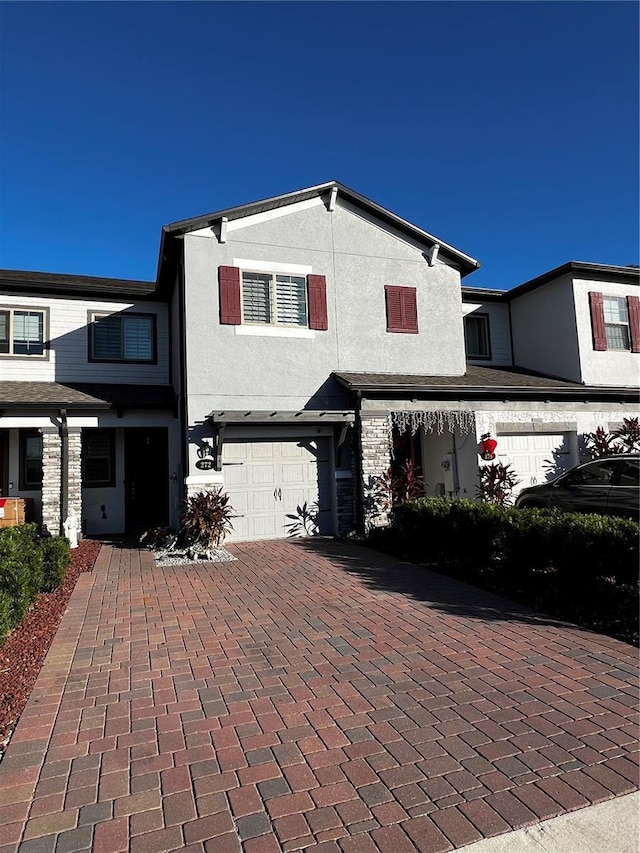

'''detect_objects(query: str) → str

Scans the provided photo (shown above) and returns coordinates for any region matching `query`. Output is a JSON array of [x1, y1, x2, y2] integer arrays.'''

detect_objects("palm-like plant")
[[181, 489, 234, 553]]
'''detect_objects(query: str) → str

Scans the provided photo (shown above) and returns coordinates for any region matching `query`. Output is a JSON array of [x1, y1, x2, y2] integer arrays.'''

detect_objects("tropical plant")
[[365, 461, 426, 518], [585, 418, 640, 457], [477, 462, 520, 505], [284, 501, 319, 537], [181, 489, 234, 554], [392, 459, 426, 504], [584, 426, 618, 458], [612, 417, 640, 453]]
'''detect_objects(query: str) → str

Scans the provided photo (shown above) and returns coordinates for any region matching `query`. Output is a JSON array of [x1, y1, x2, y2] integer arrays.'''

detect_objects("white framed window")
[[603, 297, 631, 350], [0, 308, 47, 357], [464, 313, 491, 359], [241, 272, 308, 327], [89, 313, 156, 363]]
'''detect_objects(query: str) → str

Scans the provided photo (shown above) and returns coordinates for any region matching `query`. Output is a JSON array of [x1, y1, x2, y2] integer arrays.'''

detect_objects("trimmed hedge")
[[372, 498, 639, 645], [0, 524, 72, 642]]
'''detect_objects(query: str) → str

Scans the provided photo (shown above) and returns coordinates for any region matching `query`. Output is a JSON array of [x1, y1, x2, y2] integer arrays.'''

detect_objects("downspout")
[[60, 408, 68, 535], [353, 390, 365, 534]]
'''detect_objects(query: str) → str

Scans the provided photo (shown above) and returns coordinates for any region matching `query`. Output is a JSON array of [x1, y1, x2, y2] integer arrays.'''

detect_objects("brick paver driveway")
[[0, 540, 638, 853]]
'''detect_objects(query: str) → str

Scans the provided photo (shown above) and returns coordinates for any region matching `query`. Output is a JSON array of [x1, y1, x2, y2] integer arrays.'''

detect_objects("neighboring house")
[[157, 182, 639, 538], [459, 262, 640, 498], [0, 270, 179, 536], [2, 185, 638, 540]]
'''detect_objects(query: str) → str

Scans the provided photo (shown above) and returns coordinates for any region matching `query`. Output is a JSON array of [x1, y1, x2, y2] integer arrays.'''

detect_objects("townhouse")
[[0, 270, 180, 536], [1, 182, 638, 539]]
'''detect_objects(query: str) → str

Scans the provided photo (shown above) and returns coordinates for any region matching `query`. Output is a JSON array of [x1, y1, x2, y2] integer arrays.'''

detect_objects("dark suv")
[[514, 454, 639, 518]]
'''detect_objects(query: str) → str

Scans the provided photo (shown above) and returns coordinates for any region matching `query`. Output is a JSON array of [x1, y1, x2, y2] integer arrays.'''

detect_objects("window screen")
[[275, 275, 307, 326], [603, 297, 631, 351], [242, 273, 272, 324], [465, 315, 490, 358], [82, 430, 115, 486]]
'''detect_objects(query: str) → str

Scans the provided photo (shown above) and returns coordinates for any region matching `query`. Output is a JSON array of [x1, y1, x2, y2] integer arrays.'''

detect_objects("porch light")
[[479, 433, 498, 461]]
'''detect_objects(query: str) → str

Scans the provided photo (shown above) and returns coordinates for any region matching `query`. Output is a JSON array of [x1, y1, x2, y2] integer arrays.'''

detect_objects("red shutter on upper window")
[[628, 295, 640, 353], [589, 291, 607, 351], [307, 275, 328, 330], [219, 266, 241, 325], [386, 286, 418, 333]]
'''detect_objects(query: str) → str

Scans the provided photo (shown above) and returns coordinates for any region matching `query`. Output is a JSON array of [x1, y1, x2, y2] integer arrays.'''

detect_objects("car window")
[[564, 460, 618, 487], [617, 459, 639, 487]]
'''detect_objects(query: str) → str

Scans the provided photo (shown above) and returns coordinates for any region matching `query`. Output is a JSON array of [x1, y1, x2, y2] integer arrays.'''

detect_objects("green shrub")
[[0, 524, 43, 630], [379, 498, 639, 644], [41, 536, 72, 592]]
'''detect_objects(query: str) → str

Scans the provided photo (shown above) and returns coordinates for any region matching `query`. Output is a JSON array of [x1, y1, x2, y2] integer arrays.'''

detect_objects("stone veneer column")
[[360, 414, 392, 527], [67, 429, 82, 530], [41, 429, 62, 535]]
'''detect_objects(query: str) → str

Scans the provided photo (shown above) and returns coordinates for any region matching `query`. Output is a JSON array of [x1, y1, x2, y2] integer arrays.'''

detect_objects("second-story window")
[[241, 272, 308, 327], [89, 313, 155, 363], [603, 297, 630, 350], [464, 314, 491, 359], [0, 308, 46, 357]]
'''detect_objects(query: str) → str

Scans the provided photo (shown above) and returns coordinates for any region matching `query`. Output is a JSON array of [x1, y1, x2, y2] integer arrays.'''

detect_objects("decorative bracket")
[[328, 186, 338, 212], [426, 243, 440, 266]]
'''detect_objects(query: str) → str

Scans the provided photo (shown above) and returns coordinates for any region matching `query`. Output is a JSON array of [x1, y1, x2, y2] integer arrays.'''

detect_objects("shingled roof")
[[0, 382, 176, 410], [0, 270, 157, 299], [334, 365, 638, 401]]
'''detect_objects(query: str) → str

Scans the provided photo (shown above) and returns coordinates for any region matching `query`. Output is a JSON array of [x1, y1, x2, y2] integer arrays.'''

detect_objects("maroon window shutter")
[[589, 291, 607, 351], [386, 286, 418, 333], [307, 275, 328, 330], [628, 295, 640, 352], [385, 286, 403, 332], [219, 266, 241, 325], [401, 288, 418, 333]]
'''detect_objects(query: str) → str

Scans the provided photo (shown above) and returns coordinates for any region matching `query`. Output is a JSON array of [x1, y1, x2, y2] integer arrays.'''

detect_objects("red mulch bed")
[[0, 539, 102, 759]]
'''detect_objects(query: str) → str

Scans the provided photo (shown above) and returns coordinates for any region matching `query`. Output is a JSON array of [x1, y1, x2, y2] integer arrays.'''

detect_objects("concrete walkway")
[[0, 539, 638, 852]]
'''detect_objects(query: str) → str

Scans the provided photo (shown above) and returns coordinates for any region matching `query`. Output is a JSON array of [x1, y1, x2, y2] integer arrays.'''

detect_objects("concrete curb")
[[458, 791, 640, 852]]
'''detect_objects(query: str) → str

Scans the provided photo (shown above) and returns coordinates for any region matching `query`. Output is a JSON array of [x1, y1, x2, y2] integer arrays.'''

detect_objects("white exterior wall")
[[509, 276, 581, 381], [572, 277, 640, 386], [462, 301, 512, 366], [0, 294, 170, 385]]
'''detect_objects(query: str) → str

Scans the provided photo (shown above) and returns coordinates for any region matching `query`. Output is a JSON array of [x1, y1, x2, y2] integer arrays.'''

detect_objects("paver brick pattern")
[[0, 539, 638, 852]]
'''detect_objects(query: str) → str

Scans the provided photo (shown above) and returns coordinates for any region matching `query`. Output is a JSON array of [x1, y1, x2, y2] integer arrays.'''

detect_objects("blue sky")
[[0, 1, 637, 290]]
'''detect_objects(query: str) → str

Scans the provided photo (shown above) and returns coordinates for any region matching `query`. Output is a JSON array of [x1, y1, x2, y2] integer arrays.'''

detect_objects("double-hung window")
[[241, 272, 308, 327], [603, 297, 631, 351], [0, 308, 46, 357], [89, 313, 155, 362], [590, 292, 639, 352], [464, 313, 491, 359]]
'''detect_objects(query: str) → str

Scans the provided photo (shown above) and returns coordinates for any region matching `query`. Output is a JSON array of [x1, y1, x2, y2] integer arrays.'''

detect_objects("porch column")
[[67, 429, 82, 530], [41, 428, 61, 535], [360, 414, 392, 527]]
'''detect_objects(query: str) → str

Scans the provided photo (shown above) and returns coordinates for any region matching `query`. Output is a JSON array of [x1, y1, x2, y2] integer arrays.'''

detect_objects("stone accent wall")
[[336, 474, 355, 536], [41, 429, 61, 535], [360, 415, 392, 527], [67, 430, 82, 527]]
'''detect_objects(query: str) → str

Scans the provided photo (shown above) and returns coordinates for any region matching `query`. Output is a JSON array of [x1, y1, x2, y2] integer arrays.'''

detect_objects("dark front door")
[[124, 428, 169, 532]]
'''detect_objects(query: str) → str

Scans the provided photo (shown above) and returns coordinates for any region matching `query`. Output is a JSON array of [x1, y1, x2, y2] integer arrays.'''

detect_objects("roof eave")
[[161, 181, 480, 277]]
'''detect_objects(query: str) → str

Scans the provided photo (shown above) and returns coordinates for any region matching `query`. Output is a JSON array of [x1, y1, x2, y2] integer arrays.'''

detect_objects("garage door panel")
[[498, 432, 573, 494], [224, 465, 248, 487], [250, 464, 277, 485], [222, 438, 331, 542]]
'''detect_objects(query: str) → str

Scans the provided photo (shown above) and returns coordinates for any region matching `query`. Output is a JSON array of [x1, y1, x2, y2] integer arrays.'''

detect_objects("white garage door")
[[497, 433, 573, 496], [223, 439, 331, 542]]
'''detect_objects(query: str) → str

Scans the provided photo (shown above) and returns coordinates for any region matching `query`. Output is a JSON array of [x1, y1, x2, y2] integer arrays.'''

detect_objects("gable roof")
[[158, 181, 481, 284], [0, 269, 157, 299], [461, 262, 640, 303]]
